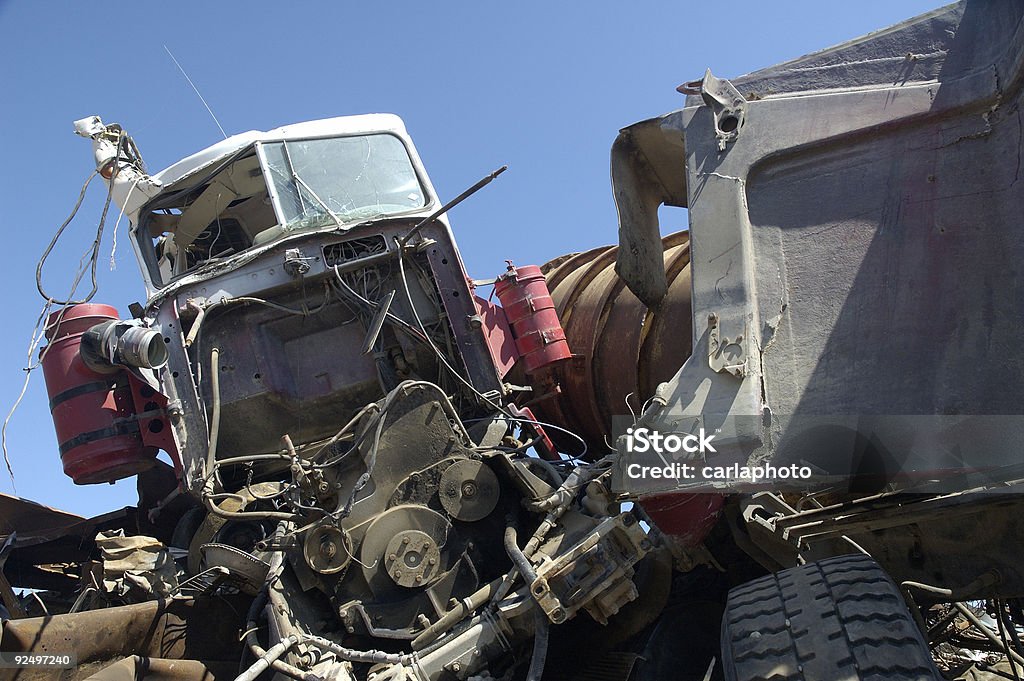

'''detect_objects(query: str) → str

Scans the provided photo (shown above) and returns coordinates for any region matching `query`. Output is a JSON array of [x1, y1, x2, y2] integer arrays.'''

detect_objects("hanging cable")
[[36, 134, 124, 305], [394, 244, 507, 415], [1, 299, 57, 487], [109, 176, 142, 270]]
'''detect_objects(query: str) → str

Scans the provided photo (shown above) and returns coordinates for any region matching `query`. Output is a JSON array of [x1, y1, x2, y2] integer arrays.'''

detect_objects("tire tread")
[[721, 555, 941, 681]]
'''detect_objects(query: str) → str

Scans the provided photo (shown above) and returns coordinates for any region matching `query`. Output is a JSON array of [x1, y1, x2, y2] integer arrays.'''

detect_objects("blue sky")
[[0, 1, 942, 517]]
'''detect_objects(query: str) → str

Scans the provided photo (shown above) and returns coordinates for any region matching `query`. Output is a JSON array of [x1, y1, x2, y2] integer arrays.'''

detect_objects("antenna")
[[163, 45, 228, 139]]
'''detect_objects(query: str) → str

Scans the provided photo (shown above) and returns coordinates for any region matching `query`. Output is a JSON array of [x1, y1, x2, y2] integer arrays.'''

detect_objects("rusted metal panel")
[[0, 597, 244, 681], [0, 495, 145, 592], [472, 295, 517, 378], [0, 496, 84, 538]]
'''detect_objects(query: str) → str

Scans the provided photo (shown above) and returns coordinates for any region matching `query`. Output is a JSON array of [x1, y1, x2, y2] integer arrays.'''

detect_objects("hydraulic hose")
[[502, 527, 550, 681], [304, 634, 414, 666], [411, 576, 504, 650], [953, 602, 1024, 668], [503, 526, 538, 585], [235, 634, 298, 681], [206, 347, 221, 484], [527, 609, 550, 681], [900, 570, 1000, 601], [241, 541, 320, 681], [244, 588, 319, 681]]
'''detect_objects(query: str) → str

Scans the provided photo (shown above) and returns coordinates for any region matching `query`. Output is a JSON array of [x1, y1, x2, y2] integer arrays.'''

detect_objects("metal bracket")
[[707, 313, 747, 377], [283, 248, 312, 277], [679, 69, 747, 151]]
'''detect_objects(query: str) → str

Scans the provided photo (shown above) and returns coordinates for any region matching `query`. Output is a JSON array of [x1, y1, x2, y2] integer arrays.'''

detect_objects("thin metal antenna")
[[163, 45, 228, 139]]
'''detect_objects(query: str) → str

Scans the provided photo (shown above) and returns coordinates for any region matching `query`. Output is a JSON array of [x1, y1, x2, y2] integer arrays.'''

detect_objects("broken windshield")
[[262, 134, 426, 231], [136, 133, 428, 287]]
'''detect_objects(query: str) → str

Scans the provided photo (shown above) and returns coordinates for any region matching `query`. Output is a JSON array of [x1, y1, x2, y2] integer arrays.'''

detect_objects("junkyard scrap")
[[4, 2, 1024, 681]]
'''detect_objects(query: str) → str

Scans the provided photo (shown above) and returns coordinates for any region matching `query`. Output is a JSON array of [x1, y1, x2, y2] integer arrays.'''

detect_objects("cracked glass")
[[263, 134, 426, 232]]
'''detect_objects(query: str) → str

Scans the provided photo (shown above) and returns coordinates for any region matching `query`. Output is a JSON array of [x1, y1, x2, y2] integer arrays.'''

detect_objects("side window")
[[140, 150, 278, 283]]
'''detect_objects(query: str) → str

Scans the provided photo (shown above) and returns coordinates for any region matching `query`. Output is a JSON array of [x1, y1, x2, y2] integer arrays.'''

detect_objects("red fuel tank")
[[493, 264, 572, 374], [40, 304, 155, 484]]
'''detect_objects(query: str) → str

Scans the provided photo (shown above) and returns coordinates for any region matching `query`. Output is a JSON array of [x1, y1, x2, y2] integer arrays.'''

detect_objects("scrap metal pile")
[[7, 3, 1024, 681]]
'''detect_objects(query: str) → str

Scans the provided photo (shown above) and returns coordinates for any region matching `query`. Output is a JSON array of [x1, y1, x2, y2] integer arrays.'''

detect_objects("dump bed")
[[612, 0, 1024, 496]]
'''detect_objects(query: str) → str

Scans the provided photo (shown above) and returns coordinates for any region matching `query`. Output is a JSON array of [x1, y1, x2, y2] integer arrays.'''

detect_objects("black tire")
[[720, 554, 942, 681]]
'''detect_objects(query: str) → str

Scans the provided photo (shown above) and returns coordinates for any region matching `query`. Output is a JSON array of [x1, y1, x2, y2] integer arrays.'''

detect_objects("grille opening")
[[323, 235, 388, 267]]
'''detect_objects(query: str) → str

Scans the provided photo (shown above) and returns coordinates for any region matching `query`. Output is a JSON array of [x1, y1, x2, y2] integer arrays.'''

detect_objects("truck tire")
[[720, 554, 942, 681]]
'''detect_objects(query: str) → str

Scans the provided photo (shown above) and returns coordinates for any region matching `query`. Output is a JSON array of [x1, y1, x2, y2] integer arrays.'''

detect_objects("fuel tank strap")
[[58, 420, 142, 455], [48, 380, 114, 411]]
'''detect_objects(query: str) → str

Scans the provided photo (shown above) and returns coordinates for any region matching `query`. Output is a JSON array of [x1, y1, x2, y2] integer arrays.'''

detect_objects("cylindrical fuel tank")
[[494, 264, 572, 374], [534, 231, 693, 452], [40, 304, 154, 485]]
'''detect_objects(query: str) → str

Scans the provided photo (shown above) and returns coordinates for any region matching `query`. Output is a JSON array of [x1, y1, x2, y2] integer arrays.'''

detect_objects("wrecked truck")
[[4, 112, 670, 681], [5, 1, 1024, 680]]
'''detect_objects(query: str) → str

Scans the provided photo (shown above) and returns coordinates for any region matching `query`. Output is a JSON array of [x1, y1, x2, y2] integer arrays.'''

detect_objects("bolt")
[[394, 570, 402, 579], [388, 553, 397, 561], [451, 663, 462, 673], [461, 481, 478, 498], [428, 558, 436, 565], [402, 537, 410, 545], [415, 575, 423, 583]]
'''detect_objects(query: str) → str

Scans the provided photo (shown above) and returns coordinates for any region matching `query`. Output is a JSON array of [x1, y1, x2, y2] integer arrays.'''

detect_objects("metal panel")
[[613, 0, 1024, 496]]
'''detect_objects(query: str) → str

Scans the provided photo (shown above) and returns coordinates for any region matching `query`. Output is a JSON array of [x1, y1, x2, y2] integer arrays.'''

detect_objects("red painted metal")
[[507, 404, 559, 461], [40, 304, 156, 485], [493, 264, 571, 375], [126, 373, 182, 479], [472, 295, 518, 378], [639, 493, 724, 547]]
